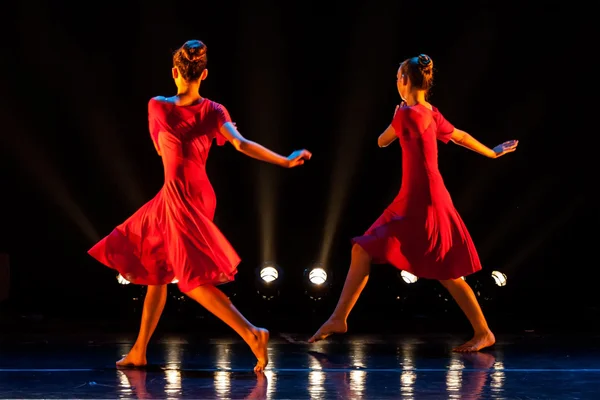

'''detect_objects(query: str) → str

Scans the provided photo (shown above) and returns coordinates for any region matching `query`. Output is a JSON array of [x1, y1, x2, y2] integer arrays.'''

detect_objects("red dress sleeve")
[[391, 106, 424, 137], [211, 102, 232, 146], [432, 107, 455, 144]]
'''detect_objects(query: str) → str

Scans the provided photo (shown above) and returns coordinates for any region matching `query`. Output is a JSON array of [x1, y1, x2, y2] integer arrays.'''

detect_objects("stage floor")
[[0, 332, 598, 399]]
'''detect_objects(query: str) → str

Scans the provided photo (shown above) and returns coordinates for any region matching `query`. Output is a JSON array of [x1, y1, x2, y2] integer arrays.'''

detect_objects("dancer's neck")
[[175, 83, 202, 105], [404, 90, 428, 108]]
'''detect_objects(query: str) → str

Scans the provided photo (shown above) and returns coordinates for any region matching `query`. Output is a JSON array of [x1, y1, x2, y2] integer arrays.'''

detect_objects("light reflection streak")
[[214, 343, 232, 398], [263, 370, 277, 400], [164, 342, 183, 399], [308, 342, 327, 399], [117, 369, 132, 398], [308, 370, 326, 400], [262, 342, 278, 399], [399, 343, 416, 399], [491, 360, 506, 393], [446, 352, 464, 398], [349, 342, 367, 397]]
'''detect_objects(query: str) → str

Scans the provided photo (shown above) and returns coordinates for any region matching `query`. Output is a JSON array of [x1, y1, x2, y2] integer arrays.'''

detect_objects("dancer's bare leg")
[[439, 278, 496, 352], [117, 284, 168, 367], [185, 285, 269, 372], [308, 244, 372, 343]]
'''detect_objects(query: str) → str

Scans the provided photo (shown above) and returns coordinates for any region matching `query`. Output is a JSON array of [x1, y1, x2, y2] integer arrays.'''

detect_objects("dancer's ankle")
[[473, 327, 492, 336], [131, 341, 147, 353], [329, 313, 346, 323]]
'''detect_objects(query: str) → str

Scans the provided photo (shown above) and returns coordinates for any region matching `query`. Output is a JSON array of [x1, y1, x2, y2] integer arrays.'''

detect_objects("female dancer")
[[89, 39, 311, 371], [309, 54, 518, 352]]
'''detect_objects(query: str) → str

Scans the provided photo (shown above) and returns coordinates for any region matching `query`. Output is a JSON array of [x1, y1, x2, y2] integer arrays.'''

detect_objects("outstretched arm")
[[218, 122, 311, 168], [450, 129, 519, 158], [450, 129, 496, 158]]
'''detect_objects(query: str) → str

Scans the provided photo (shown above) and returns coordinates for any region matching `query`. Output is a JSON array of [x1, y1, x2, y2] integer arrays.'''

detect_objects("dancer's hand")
[[285, 149, 312, 168], [492, 140, 519, 158], [394, 102, 406, 117]]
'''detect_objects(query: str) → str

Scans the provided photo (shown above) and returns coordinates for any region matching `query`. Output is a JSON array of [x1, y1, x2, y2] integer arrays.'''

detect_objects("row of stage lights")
[[254, 262, 508, 301], [398, 269, 507, 287], [256, 262, 331, 301], [116, 262, 508, 303]]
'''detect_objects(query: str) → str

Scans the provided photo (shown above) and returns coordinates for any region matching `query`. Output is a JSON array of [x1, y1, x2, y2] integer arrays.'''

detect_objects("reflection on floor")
[[1, 333, 599, 399]]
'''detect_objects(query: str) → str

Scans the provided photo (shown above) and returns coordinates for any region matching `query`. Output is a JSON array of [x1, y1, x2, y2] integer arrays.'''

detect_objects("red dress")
[[88, 97, 241, 292], [353, 104, 481, 280]]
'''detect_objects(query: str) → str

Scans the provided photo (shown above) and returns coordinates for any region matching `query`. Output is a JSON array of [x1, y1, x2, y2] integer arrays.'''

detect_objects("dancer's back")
[[393, 104, 453, 200], [149, 97, 229, 190]]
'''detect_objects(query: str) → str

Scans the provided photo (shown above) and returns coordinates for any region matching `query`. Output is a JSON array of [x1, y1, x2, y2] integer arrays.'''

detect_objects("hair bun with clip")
[[418, 54, 431, 67]]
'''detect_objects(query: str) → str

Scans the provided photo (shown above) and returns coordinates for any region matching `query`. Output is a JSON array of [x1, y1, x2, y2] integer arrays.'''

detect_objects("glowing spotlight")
[[304, 263, 332, 301], [400, 270, 418, 284], [255, 262, 282, 300], [117, 274, 130, 285], [471, 270, 508, 302], [260, 266, 279, 283], [309, 268, 328, 285], [491, 271, 507, 287]]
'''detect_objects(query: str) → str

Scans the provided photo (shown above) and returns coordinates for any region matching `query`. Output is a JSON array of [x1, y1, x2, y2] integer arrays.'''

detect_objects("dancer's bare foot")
[[453, 331, 496, 352], [308, 318, 347, 343], [249, 328, 270, 372], [116, 346, 148, 368]]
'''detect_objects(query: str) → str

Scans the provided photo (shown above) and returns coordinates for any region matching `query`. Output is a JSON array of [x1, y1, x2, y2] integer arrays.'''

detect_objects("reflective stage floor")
[[1, 332, 599, 399]]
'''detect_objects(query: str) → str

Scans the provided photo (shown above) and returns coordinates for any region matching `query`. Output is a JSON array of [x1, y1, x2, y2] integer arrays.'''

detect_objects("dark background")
[[0, 1, 593, 335]]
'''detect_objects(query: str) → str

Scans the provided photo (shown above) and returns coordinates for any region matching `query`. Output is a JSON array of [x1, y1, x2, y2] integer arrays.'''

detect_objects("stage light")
[[255, 262, 282, 300], [491, 271, 507, 287], [309, 267, 328, 285], [260, 266, 279, 283], [400, 270, 418, 284], [118, 274, 179, 285], [304, 263, 332, 301], [471, 270, 508, 303], [389, 270, 421, 303]]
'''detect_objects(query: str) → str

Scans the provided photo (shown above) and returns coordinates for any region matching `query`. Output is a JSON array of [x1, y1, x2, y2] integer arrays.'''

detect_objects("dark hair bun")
[[182, 40, 207, 62], [417, 54, 433, 71]]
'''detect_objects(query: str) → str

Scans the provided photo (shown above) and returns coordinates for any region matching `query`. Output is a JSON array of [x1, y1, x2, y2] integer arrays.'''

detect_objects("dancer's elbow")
[[229, 138, 243, 151], [234, 139, 252, 153], [378, 138, 390, 148]]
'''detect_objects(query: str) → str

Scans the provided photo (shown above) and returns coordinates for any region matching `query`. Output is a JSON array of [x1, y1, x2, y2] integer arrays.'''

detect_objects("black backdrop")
[[0, 1, 593, 333]]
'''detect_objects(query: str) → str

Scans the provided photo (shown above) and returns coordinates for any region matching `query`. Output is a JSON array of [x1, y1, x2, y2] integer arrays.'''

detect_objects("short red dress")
[[88, 97, 241, 292], [352, 104, 482, 280]]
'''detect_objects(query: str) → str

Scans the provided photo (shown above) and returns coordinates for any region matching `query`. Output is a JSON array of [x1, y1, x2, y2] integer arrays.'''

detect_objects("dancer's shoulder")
[[148, 96, 170, 106]]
